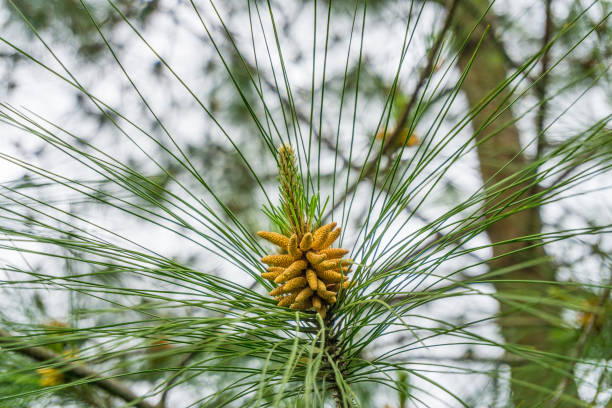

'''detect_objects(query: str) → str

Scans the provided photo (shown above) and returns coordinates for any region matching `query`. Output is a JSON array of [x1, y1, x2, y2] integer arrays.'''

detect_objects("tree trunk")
[[450, 1, 578, 406]]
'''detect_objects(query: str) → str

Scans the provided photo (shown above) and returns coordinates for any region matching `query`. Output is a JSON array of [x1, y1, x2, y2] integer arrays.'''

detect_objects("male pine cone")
[[258, 222, 351, 318]]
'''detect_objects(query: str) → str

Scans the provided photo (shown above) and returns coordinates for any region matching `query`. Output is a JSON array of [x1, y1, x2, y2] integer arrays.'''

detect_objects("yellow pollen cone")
[[375, 128, 419, 148], [340, 281, 353, 289], [290, 299, 313, 310], [306, 269, 318, 290], [258, 209, 351, 314], [318, 291, 336, 303], [316, 280, 336, 302], [313, 231, 329, 250], [295, 287, 314, 303], [274, 269, 301, 284], [312, 222, 337, 250], [257, 231, 290, 248], [312, 295, 322, 310], [316, 269, 345, 283], [277, 292, 299, 307], [306, 251, 326, 265], [261, 254, 294, 267], [282, 276, 308, 293], [318, 248, 349, 259], [37, 367, 64, 387], [262, 270, 282, 281], [316, 279, 326, 291], [315, 260, 342, 272], [287, 234, 302, 259], [299, 232, 313, 250], [274, 260, 307, 283], [321, 227, 342, 249]]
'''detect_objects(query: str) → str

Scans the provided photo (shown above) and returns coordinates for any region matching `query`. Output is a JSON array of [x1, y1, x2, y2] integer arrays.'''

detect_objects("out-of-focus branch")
[[386, 0, 459, 152], [529, 0, 554, 231], [0, 329, 156, 408], [385, 354, 528, 365], [535, 0, 554, 154]]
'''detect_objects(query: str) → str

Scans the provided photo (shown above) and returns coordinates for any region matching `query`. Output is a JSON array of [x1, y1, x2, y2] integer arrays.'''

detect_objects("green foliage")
[[0, 353, 44, 408]]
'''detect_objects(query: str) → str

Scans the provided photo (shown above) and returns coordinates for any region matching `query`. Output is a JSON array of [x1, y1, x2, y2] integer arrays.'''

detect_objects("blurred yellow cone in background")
[[37, 367, 64, 387], [375, 127, 419, 149]]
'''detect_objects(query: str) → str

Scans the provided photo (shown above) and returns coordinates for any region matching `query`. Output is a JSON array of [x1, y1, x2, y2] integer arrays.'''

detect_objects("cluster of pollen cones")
[[258, 222, 351, 318]]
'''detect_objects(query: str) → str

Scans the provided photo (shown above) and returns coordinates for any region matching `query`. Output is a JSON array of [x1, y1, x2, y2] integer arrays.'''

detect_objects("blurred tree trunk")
[[450, 1, 578, 406]]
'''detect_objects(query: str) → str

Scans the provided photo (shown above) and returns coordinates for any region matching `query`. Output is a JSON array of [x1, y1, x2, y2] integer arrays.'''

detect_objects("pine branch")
[[0, 329, 156, 408]]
